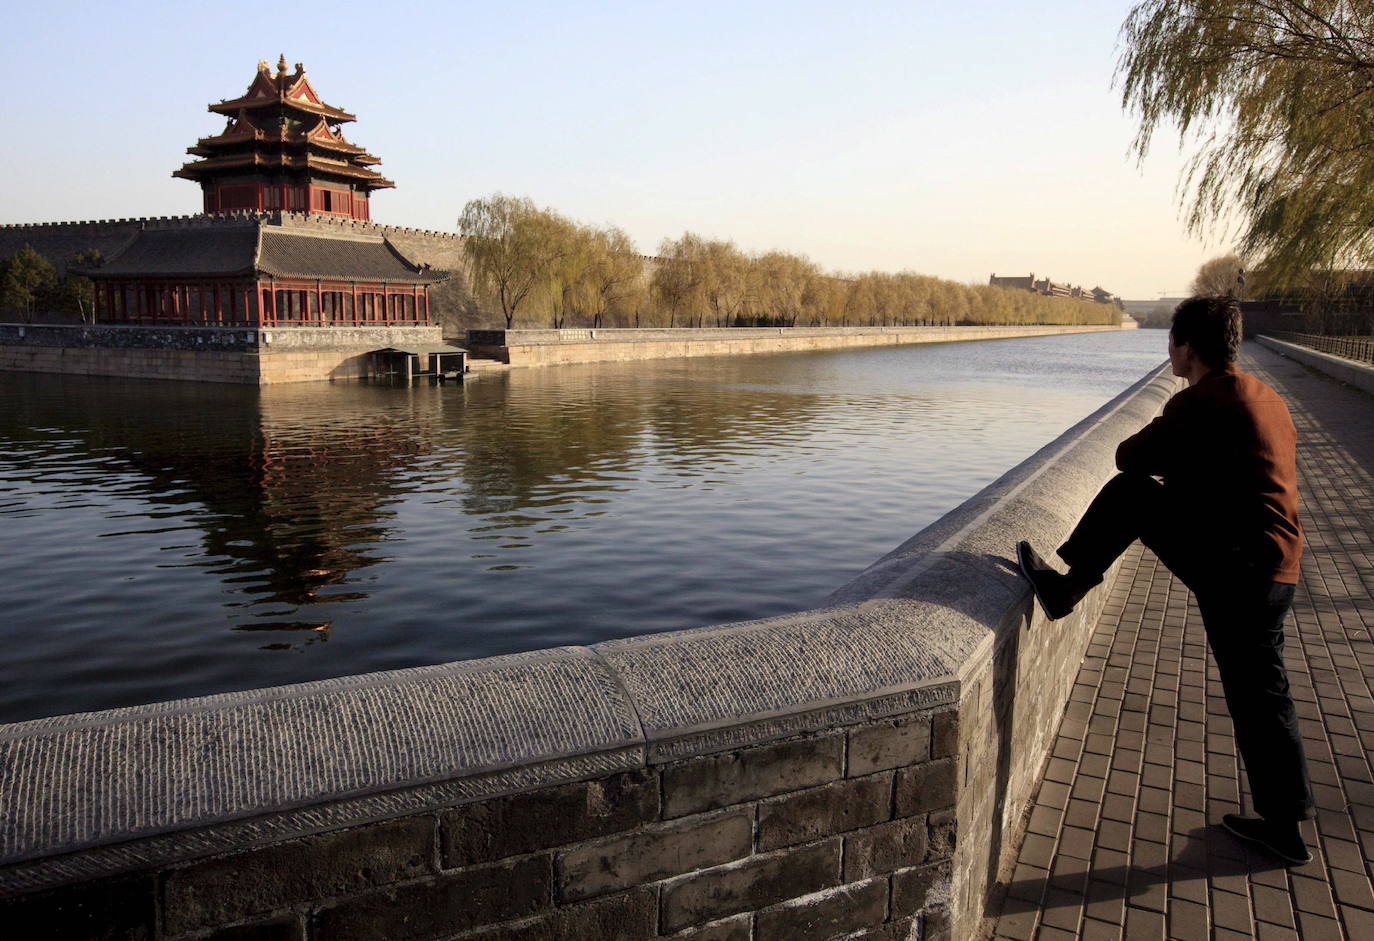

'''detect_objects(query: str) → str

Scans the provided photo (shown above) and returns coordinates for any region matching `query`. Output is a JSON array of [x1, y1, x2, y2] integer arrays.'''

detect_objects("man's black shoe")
[[1222, 813, 1312, 864], [1016, 541, 1085, 621]]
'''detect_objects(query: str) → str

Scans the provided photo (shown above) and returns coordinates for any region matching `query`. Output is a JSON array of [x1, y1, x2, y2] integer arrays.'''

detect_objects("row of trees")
[[0, 245, 100, 322], [459, 194, 1118, 330]]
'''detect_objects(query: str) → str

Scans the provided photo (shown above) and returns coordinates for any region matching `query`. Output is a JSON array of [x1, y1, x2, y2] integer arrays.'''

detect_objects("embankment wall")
[[0, 363, 1181, 941], [0, 324, 446, 384], [1257, 335, 1374, 396], [469, 324, 1125, 367]]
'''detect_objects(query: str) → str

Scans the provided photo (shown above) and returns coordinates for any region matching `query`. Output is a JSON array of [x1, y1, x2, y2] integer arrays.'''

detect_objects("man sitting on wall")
[[1016, 295, 1314, 864]]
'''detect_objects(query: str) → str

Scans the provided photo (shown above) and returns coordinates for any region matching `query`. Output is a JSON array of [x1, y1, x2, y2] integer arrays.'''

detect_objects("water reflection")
[[0, 330, 1166, 722]]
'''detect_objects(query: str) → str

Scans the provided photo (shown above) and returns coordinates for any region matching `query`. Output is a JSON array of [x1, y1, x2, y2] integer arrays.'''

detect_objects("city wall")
[[0, 363, 1182, 940], [469, 323, 1128, 367]]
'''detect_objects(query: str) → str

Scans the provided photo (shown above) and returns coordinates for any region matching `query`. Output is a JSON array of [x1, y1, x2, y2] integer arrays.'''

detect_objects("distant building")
[[989, 273, 1117, 305]]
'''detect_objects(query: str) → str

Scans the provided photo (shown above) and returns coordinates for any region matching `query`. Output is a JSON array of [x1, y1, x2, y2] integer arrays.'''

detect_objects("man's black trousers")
[[1056, 472, 1314, 823]]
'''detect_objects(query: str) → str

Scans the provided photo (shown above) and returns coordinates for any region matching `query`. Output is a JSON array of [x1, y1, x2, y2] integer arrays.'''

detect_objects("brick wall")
[[0, 365, 1182, 941], [2, 719, 958, 940]]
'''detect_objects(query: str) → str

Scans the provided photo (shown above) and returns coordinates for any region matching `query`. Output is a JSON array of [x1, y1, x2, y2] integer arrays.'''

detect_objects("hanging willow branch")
[[1118, 0, 1374, 289]]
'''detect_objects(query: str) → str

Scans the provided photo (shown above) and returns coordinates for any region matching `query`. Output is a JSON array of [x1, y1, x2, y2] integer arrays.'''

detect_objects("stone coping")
[[0, 360, 1176, 894], [0, 323, 443, 353], [1257, 334, 1374, 396], [469, 324, 1121, 346]]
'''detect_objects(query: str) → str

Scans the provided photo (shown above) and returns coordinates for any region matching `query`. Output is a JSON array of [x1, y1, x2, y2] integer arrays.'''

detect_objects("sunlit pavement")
[[992, 343, 1374, 940]]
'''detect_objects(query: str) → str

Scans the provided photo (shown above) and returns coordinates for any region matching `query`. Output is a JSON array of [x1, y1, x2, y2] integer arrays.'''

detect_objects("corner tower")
[[174, 55, 394, 220]]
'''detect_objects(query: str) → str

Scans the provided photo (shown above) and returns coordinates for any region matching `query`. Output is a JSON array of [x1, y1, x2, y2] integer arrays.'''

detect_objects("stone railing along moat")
[[0, 363, 1183, 940]]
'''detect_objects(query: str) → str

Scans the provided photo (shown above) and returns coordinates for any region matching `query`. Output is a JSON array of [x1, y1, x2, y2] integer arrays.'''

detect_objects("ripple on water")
[[0, 330, 1167, 721]]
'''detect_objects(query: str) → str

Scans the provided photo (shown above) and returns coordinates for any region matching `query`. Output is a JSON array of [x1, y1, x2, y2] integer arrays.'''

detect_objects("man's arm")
[[1115, 399, 1190, 476]]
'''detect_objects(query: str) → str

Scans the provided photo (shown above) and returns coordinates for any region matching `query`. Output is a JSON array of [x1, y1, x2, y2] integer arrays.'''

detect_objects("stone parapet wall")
[[0, 324, 447, 384], [1, 719, 957, 941], [0, 345, 261, 384], [0, 362, 1181, 940], [470, 324, 1122, 366], [1257, 335, 1374, 396]]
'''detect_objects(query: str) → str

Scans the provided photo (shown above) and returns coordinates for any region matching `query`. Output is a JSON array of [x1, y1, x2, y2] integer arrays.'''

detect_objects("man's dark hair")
[[1171, 295, 1242, 368]]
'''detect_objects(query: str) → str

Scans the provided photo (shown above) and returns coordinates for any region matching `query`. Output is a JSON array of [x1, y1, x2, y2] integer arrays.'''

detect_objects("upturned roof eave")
[[253, 266, 450, 284], [208, 98, 355, 122]]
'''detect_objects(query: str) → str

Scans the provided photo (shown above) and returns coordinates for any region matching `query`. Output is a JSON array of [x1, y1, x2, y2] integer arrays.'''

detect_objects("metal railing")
[[1266, 332, 1374, 366]]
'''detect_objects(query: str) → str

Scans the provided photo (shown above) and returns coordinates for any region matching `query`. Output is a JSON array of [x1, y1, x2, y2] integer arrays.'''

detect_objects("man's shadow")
[[996, 825, 1289, 916]]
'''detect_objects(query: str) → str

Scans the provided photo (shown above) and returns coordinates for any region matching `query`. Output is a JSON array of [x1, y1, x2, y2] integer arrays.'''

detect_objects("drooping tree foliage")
[[1118, 1, 1374, 290], [460, 194, 1118, 329]]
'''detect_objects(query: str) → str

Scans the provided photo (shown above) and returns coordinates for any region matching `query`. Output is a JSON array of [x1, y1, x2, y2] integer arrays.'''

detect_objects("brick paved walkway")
[[992, 343, 1374, 940]]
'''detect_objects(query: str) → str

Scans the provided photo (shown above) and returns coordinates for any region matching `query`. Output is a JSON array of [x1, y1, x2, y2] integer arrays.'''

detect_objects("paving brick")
[[1330, 867, 1374, 910], [1080, 915, 1122, 940], [1124, 904, 1164, 939], [1247, 883, 1296, 930], [1211, 888, 1253, 934], [557, 809, 752, 901], [1166, 896, 1207, 938], [442, 771, 657, 866], [662, 736, 843, 817], [1295, 910, 1345, 940]]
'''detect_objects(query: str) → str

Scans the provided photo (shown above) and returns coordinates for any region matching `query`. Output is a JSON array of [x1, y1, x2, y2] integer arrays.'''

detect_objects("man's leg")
[[1020, 473, 1184, 619], [1198, 579, 1315, 861], [1057, 472, 1183, 580]]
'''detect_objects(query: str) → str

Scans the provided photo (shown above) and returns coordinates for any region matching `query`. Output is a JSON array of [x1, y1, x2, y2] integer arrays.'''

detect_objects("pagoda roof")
[[173, 151, 395, 189], [210, 56, 355, 122], [187, 114, 378, 161], [84, 220, 446, 283]]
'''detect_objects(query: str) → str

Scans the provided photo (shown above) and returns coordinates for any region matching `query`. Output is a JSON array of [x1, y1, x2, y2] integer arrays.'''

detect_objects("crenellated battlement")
[[1, 212, 465, 242]]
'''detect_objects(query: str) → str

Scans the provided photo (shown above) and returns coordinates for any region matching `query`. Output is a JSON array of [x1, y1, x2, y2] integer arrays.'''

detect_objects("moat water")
[[0, 329, 1166, 723]]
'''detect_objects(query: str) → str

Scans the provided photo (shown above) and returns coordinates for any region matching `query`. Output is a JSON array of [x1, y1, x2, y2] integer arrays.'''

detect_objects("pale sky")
[[0, 0, 1223, 299]]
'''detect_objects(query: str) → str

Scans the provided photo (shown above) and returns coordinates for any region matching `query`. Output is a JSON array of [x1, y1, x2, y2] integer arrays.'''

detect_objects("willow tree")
[[459, 195, 562, 329], [653, 233, 708, 328], [585, 227, 645, 329], [1118, 1, 1374, 289]]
